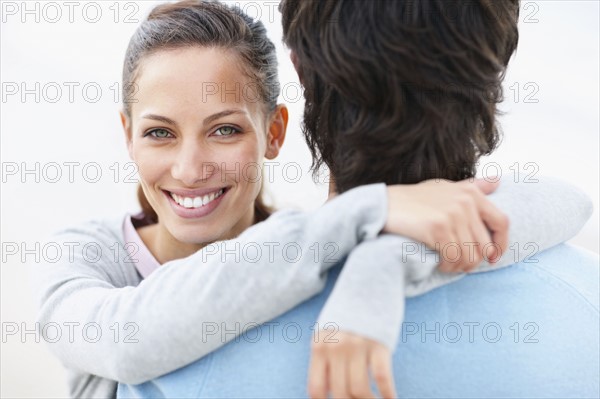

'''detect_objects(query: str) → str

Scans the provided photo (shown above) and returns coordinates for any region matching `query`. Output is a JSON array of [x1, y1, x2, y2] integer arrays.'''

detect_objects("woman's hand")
[[384, 178, 509, 273], [308, 330, 396, 399]]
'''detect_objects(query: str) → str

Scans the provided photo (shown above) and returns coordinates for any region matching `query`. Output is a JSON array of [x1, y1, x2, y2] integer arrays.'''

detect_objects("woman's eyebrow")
[[141, 113, 178, 127], [203, 109, 246, 126], [141, 109, 247, 128]]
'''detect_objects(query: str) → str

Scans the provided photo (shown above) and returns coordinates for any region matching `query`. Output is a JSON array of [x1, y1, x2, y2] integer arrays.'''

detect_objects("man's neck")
[[327, 177, 338, 200]]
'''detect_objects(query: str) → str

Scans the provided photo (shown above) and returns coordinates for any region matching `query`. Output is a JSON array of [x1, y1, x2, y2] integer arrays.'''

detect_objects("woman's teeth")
[[170, 189, 225, 209]]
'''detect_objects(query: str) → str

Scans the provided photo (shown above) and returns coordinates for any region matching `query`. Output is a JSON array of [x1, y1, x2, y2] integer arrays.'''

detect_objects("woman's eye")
[[146, 129, 171, 139], [214, 126, 239, 136]]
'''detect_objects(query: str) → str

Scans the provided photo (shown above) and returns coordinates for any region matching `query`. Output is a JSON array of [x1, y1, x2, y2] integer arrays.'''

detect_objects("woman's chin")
[[158, 213, 223, 244], [172, 230, 221, 247]]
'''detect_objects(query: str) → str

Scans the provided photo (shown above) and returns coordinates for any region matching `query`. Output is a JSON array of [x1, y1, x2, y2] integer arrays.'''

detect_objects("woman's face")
[[122, 47, 286, 245]]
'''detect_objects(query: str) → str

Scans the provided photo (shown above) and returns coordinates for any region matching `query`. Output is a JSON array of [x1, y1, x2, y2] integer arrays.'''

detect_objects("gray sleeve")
[[316, 235, 411, 349], [317, 176, 593, 350], [32, 183, 387, 385]]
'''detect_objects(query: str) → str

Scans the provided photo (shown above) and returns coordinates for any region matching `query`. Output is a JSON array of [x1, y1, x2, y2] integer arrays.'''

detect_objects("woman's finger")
[[472, 177, 500, 195], [368, 345, 397, 399], [436, 233, 460, 273], [307, 345, 329, 399], [455, 201, 488, 273], [474, 192, 510, 262], [452, 209, 478, 272], [329, 351, 349, 399], [348, 348, 375, 398], [467, 203, 491, 270]]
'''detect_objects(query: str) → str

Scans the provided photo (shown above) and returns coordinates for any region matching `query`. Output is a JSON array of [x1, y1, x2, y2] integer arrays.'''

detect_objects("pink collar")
[[122, 213, 161, 279]]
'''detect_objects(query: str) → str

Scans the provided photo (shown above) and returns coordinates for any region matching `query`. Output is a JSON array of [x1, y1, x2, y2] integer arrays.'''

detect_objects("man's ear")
[[265, 104, 288, 160], [120, 111, 134, 160]]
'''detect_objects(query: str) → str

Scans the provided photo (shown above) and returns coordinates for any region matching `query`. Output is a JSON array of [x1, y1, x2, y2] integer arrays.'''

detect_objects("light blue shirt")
[[119, 243, 600, 398]]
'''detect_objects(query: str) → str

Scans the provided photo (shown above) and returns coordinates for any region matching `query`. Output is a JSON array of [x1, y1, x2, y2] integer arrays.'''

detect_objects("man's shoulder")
[[513, 243, 599, 311]]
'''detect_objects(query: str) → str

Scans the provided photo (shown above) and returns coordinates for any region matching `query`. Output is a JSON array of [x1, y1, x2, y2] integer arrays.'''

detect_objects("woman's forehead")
[[132, 47, 262, 119]]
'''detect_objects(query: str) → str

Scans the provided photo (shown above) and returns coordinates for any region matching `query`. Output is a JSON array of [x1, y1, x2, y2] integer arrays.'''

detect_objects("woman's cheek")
[[222, 144, 263, 185], [134, 151, 169, 194], [135, 157, 158, 183]]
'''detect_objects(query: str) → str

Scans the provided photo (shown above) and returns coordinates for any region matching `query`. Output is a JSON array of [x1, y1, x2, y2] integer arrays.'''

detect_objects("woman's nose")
[[170, 142, 217, 186]]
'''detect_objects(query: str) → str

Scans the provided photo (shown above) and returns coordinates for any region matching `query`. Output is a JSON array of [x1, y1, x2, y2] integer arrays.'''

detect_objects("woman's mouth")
[[169, 188, 225, 209], [163, 187, 228, 219]]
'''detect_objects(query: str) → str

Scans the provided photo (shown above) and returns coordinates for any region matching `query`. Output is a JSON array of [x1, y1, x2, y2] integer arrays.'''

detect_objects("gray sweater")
[[31, 178, 593, 398]]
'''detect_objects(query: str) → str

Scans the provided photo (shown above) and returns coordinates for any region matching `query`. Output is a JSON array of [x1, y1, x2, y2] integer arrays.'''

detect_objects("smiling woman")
[[119, 0, 287, 262], [121, 45, 287, 264]]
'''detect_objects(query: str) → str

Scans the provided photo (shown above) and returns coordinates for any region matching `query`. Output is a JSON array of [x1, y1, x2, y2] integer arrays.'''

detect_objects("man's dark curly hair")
[[280, 0, 520, 193]]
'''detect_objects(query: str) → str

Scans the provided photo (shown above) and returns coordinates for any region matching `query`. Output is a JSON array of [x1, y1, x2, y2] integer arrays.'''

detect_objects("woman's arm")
[[31, 177, 508, 391], [317, 176, 594, 350], [309, 176, 592, 398], [31, 183, 388, 385]]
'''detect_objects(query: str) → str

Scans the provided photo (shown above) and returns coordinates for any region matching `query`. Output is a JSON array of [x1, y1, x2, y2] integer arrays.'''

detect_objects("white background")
[[1, 1, 598, 397]]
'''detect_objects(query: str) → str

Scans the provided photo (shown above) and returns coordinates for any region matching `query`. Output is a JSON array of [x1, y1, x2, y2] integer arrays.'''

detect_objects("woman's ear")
[[120, 111, 134, 160], [265, 104, 288, 160]]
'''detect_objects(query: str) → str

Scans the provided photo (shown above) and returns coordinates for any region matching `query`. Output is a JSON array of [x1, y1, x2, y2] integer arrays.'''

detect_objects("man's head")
[[280, 0, 520, 193]]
